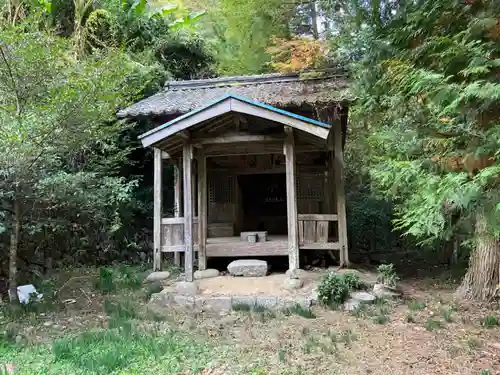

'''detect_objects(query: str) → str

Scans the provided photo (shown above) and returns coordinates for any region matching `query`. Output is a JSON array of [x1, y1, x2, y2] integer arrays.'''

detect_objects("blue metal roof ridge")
[[138, 94, 331, 140]]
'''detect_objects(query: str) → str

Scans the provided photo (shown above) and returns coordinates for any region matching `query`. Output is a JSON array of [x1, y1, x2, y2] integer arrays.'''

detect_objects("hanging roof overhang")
[[139, 94, 332, 149]]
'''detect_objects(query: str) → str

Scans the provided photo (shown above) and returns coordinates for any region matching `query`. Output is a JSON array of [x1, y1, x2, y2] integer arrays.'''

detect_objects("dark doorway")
[[238, 173, 287, 234]]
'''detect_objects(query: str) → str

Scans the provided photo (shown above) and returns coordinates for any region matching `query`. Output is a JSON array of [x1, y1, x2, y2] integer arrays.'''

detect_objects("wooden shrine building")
[[118, 71, 351, 281]]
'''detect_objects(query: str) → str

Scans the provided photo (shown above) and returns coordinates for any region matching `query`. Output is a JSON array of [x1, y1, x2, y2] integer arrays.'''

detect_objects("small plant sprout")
[[480, 315, 499, 328], [376, 263, 399, 287]]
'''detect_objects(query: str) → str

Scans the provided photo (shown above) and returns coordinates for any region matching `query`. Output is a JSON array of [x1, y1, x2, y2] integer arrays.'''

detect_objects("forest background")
[[0, 0, 499, 301]]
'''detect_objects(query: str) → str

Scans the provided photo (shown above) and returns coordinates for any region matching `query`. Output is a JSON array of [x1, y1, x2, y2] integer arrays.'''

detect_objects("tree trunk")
[[8, 199, 20, 302], [310, 0, 319, 39], [456, 212, 500, 301]]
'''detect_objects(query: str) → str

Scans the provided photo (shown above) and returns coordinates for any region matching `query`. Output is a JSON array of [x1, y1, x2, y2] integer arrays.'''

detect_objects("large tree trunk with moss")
[[456, 212, 500, 301], [8, 199, 20, 302]]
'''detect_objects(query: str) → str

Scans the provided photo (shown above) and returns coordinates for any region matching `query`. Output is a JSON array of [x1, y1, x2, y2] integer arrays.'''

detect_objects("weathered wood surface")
[[161, 221, 199, 251], [206, 236, 288, 257], [297, 213, 340, 251], [153, 148, 162, 271], [174, 159, 182, 266], [284, 126, 299, 270], [333, 120, 349, 266], [197, 148, 207, 270], [183, 142, 194, 282]]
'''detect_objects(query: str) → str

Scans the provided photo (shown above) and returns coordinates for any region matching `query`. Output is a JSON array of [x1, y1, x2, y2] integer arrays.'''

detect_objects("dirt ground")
[[2, 266, 500, 375], [197, 267, 378, 297], [182, 284, 500, 375]]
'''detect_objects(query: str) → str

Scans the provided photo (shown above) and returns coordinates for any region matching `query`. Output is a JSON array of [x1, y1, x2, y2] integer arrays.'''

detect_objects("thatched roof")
[[118, 69, 350, 118]]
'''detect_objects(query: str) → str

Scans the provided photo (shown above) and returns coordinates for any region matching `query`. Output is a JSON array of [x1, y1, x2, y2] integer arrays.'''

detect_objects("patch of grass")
[[372, 313, 389, 325], [252, 304, 268, 313], [143, 282, 164, 301], [232, 303, 252, 312], [103, 299, 138, 320], [350, 304, 368, 318], [480, 315, 499, 328], [408, 299, 426, 311], [479, 370, 492, 375], [405, 313, 415, 323], [51, 326, 208, 373], [116, 264, 142, 290], [340, 329, 357, 348], [466, 338, 482, 351], [285, 304, 316, 319], [424, 318, 443, 331], [443, 309, 453, 323], [278, 347, 286, 362], [94, 267, 115, 294]]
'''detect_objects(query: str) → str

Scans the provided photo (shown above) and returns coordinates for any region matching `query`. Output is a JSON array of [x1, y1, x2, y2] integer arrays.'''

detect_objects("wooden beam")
[[174, 159, 182, 266], [333, 122, 349, 267], [284, 127, 299, 271], [153, 148, 162, 271], [183, 142, 194, 281], [193, 133, 284, 145], [204, 141, 324, 157], [140, 100, 231, 147], [300, 242, 341, 250], [197, 148, 207, 270], [161, 217, 199, 225], [298, 214, 338, 221], [231, 98, 330, 139]]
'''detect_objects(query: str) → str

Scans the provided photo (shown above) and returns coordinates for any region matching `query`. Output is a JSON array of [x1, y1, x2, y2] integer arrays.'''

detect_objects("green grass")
[[480, 315, 499, 328], [103, 299, 138, 320], [407, 299, 426, 311], [0, 325, 211, 374], [442, 309, 453, 323], [372, 313, 389, 325], [284, 304, 316, 319], [232, 303, 252, 312], [405, 313, 415, 323], [424, 318, 444, 331]]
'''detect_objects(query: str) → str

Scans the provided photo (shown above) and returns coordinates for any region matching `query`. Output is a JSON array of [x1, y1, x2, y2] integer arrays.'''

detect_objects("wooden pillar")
[[334, 121, 349, 267], [197, 148, 207, 270], [183, 142, 194, 282], [173, 159, 182, 266], [284, 127, 299, 271], [153, 148, 162, 271]]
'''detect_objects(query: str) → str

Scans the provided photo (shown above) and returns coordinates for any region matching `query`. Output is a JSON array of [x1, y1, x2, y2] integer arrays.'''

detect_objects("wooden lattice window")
[[296, 171, 324, 200], [209, 174, 234, 203]]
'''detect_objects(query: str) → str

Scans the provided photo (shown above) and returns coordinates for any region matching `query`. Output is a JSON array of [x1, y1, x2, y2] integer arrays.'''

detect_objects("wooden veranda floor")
[[206, 235, 288, 257]]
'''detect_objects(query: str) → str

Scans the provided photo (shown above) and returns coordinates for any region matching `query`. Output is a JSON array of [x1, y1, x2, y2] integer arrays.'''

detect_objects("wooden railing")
[[160, 217, 199, 253], [298, 214, 340, 250]]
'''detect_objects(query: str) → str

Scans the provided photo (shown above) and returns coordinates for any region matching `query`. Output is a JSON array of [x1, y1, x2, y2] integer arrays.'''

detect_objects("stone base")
[[144, 271, 170, 283], [175, 281, 198, 296], [227, 259, 268, 277], [150, 293, 313, 312], [283, 278, 304, 290], [194, 269, 220, 280]]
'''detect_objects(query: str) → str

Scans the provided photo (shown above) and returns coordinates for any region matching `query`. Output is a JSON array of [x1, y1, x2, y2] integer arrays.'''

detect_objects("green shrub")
[[317, 273, 350, 306], [407, 299, 426, 311], [342, 271, 361, 290], [95, 267, 115, 293], [376, 264, 399, 287]]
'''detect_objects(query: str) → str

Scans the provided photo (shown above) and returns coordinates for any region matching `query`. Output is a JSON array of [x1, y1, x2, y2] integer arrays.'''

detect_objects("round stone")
[[283, 278, 304, 290], [350, 291, 376, 304], [144, 271, 171, 283], [194, 269, 220, 280], [175, 281, 199, 296]]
